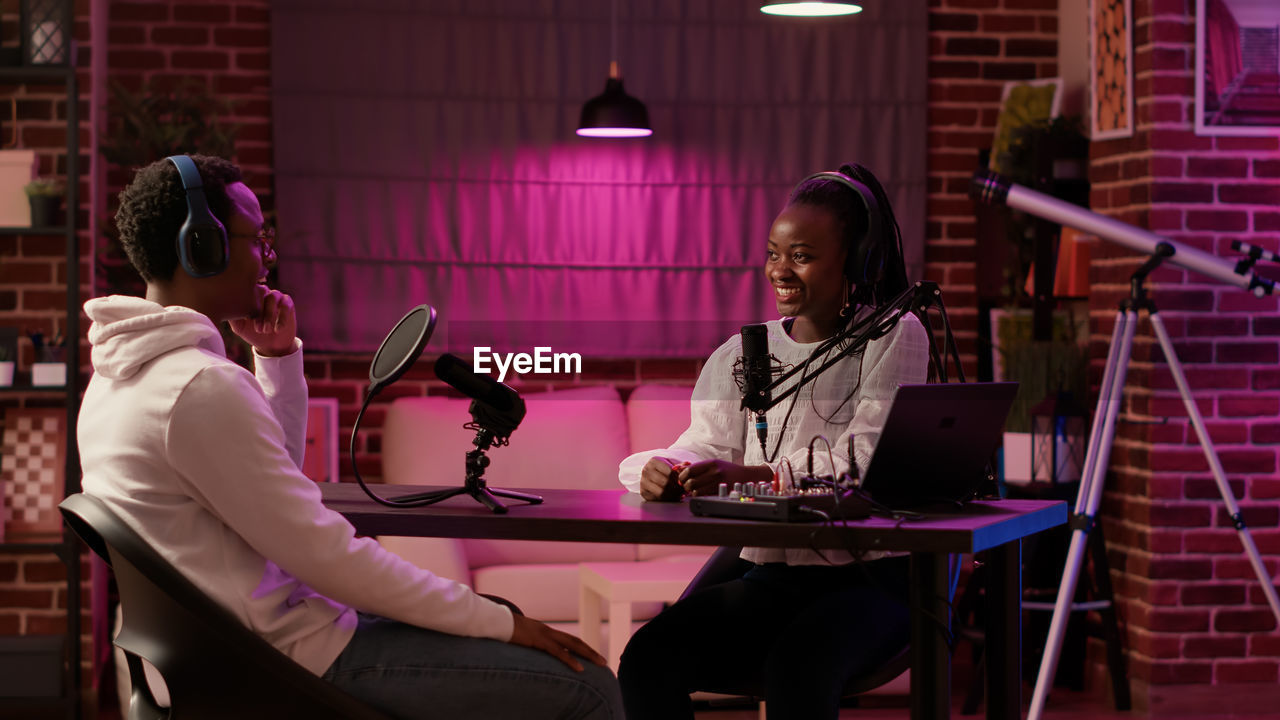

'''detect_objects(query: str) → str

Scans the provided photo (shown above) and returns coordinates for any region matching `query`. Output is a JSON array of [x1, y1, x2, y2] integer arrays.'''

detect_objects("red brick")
[[172, 51, 229, 70], [1142, 605, 1211, 632], [1181, 583, 1247, 606], [0, 261, 53, 283], [1005, 38, 1056, 58], [112, 2, 169, 22], [236, 5, 271, 23], [0, 588, 56, 607], [929, 60, 981, 79], [174, 5, 232, 23], [150, 26, 209, 45], [236, 50, 270, 72], [1259, 212, 1280, 232], [1186, 210, 1248, 232], [1216, 136, 1280, 152], [1220, 184, 1280, 205], [1254, 160, 1280, 179], [1151, 182, 1215, 203], [1185, 635, 1247, 657], [107, 49, 166, 69], [1217, 343, 1280, 365], [981, 61, 1037, 80], [1187, 157, 1249, 178], [214, 27, 270, 47], [929, 11, 980, 31], [1213, 660, 1278, 683]]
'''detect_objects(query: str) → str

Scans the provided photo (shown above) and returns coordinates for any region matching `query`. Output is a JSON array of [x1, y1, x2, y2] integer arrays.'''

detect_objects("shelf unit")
[[0, 57, 81, 720]]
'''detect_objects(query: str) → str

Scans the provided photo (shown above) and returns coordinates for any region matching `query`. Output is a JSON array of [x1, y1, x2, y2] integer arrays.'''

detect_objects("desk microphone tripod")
[[971, 170, 1280, 720], [390, 421, 544, 514]]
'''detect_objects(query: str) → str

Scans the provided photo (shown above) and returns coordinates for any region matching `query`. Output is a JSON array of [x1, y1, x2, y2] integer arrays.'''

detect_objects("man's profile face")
[[207, 182, 273, 322]]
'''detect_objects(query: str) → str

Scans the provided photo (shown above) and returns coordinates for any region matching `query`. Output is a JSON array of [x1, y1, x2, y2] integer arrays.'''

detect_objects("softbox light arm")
[[971, 168, 1277, 297]]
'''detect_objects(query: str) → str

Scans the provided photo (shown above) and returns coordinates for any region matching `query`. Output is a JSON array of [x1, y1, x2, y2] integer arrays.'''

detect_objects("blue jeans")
[[322, 614, 622, 719]]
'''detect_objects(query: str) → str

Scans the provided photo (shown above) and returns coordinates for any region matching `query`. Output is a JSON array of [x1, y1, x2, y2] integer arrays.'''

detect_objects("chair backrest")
[[59, 493, 392, 720]]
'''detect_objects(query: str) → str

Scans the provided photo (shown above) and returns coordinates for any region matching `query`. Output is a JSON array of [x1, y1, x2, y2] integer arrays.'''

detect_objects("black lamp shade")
[[577, 77, 652, 138]]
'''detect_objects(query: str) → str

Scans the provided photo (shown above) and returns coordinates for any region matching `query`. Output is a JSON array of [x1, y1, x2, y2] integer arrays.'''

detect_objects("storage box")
[[31, 362, 65, 387], [0, 635, 63, 697]]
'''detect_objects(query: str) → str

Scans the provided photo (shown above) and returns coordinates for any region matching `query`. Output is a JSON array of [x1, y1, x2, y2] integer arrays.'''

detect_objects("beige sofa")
[[378, 383, 710, 648]]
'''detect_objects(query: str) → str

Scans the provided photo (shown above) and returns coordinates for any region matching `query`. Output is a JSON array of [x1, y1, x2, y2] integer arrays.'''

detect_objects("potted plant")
[[24, 177, 64, 227]]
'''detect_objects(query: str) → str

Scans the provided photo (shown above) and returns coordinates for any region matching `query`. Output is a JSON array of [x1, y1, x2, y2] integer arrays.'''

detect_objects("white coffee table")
[[578, 559, 708, 671]]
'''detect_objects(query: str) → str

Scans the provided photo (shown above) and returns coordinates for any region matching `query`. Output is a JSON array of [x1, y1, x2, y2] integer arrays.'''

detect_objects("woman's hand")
[[508, 613, 608, 672], [676, 460, 773, 497], [639, 456, 685, 502], [229, 289, 297, 357]]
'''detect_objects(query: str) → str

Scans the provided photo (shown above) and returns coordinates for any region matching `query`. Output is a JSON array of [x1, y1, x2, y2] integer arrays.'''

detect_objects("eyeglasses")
[[233, 227, 276, 263]]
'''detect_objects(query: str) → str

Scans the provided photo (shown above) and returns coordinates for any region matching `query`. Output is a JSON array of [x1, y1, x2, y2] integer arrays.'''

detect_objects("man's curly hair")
[[114, 154, 243, 282]]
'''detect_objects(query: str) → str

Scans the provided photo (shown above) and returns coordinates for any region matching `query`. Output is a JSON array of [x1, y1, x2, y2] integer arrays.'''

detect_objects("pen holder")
[[31, 361, 64, 387]]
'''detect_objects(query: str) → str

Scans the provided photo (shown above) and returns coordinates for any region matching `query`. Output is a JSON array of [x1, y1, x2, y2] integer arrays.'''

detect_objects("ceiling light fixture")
[[577, 0, 651, 138], [760, 2, 863, 17]]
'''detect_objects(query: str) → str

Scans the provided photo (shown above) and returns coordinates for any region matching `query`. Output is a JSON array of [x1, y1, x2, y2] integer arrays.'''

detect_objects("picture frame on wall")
[[303, 398, 340, 484], [1089, 0, 1134, 140], [988, 78, 1063, 175], [1195, 0, 1280, 136], [1, 407, 66, 540]]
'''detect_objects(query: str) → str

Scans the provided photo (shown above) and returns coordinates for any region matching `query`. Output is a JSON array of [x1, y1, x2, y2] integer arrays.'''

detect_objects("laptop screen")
[[859, 382, 1018, 508]]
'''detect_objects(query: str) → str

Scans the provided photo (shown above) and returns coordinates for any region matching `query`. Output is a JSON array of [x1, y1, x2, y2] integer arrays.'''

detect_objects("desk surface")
[[321, 483, 1066, 554]]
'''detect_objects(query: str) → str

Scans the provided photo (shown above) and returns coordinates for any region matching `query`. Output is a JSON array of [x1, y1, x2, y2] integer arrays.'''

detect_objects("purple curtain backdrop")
[[271, 0, 927, 356]]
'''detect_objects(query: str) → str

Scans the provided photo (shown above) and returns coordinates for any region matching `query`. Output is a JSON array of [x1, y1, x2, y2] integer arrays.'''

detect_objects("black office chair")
[[59, 493, 393, 720], [678, 546, 958, 704]]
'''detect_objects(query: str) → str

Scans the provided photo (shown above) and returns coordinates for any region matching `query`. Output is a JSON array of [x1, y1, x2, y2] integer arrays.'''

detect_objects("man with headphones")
[[78, 155, 622, 718], [616, 164, 930, 719]]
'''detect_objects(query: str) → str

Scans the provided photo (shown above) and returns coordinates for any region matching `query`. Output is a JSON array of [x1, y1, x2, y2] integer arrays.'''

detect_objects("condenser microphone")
[[434, 353, 519, 412], [740, 324, 771, 452]]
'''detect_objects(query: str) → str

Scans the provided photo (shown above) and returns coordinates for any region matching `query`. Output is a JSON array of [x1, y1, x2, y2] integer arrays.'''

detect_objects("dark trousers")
[[618, 556, 911, 720]]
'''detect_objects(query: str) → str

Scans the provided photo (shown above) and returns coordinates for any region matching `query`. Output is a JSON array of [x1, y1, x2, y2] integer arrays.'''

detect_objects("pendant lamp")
[[760, 2, 862, 16], [577, 0, 651, 138]]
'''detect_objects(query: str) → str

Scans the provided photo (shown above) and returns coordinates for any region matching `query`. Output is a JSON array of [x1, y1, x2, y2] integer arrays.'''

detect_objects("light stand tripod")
[[971, 169, 1280, 719]]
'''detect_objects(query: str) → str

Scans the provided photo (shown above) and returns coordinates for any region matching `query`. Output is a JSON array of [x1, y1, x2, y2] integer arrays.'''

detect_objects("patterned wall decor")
[[1090, 0, 1133, 139], [1, 408, 66, 539]]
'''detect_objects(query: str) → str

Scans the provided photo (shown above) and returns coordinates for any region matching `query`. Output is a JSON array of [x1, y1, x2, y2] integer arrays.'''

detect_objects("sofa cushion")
[[626, 384, 713, 562], [626, 383, 694, 454]]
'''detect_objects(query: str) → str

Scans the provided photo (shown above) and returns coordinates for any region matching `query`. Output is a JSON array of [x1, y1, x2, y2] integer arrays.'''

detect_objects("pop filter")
[[368, 305, 437, 397]]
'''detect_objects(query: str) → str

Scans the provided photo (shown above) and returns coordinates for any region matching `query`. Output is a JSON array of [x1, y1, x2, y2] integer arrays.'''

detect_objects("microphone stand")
[[742, 280, 961, 416], [391, 421, 544, 515], [971, 169, 1280, 720]]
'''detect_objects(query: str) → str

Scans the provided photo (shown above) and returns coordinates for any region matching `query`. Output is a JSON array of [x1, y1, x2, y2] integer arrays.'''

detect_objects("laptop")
[[858, 382, 1018, 509]]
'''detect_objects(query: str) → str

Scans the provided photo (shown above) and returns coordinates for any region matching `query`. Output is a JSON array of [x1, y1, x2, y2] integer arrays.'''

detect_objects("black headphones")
[[168, 154, 229, 278], [793, 169, 885, 288]]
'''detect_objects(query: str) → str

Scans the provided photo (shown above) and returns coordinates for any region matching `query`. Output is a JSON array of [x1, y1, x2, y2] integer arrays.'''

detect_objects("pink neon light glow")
[[577, 127, 654, 138]]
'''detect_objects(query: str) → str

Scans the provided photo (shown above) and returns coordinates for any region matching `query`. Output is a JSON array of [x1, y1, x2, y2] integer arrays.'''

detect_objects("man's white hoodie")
[[79, 296, 512, 675]]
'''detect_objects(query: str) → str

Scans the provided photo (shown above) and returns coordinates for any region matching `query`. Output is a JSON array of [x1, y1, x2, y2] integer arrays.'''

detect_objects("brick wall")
[[1088, 0, 1280, 697]]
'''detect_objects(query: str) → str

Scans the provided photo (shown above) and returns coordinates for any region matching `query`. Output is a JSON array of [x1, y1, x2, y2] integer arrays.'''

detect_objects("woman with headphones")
[[616, 163, 931, 719]]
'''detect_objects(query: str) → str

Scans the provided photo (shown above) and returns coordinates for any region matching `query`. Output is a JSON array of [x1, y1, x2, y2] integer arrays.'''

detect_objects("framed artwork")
[[989, 78, 1063, 174], [1195, 0, 1280, 136], [1090, 0, 1134, 139], [1, 408, 66, 539], [302, 398, 339, 483]]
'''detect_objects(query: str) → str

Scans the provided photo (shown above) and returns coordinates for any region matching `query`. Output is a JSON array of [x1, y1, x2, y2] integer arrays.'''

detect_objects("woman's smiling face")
[[765, 202, 848, 343]]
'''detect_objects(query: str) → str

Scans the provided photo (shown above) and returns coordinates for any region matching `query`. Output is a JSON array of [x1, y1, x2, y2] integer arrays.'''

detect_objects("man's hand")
[[676, 460, 773, 497], [639, 456, 685, 502], [230, 289, 297, 357], [508, 613, 607, 672]]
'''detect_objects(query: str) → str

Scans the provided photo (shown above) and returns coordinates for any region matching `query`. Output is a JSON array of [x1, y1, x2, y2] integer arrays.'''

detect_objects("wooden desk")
[[321, 483, 1066, 720]]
